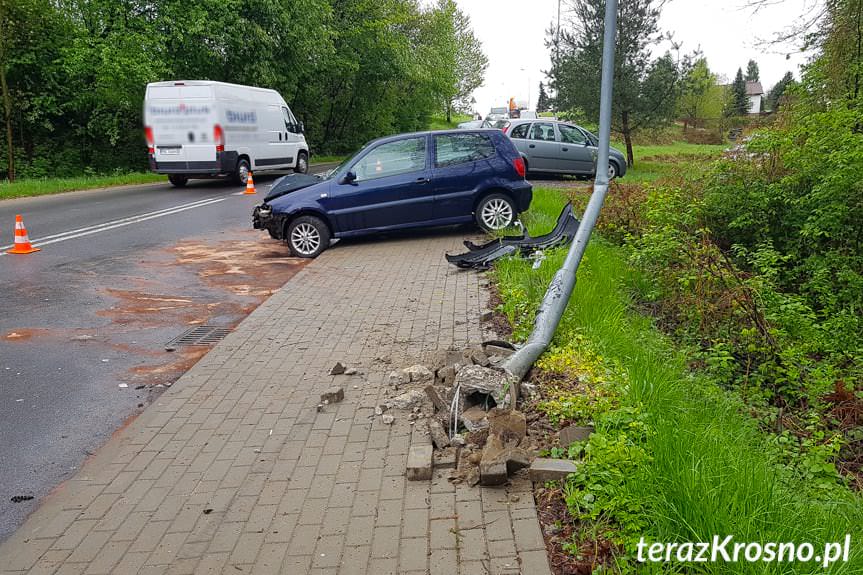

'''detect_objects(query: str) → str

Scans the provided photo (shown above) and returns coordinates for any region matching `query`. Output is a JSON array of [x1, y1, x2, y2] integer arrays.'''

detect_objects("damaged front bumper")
[[252, 204, 288, 239]]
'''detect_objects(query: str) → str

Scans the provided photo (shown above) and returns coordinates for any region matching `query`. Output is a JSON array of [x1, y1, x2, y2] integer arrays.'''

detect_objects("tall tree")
[[745, 58, 760, 81], [678, 57, 715, 130], [536, 82, 551, 112], [766, 71, 795, 110], [443, 0, 487, 121], [729, 67, 749, 115], [550, 0, 685, 166]]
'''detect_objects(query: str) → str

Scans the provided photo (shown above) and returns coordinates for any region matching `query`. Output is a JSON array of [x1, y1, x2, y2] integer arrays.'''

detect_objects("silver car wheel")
[[290, 223, 320, 256], [608, 162, 617, 180], [297, 155, 308, 173], [481, 198, 514, 230], [238, 163, 249, 184]]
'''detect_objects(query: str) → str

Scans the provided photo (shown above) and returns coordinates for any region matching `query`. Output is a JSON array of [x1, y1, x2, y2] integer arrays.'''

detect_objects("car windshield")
[[324, 147, 366, 180]]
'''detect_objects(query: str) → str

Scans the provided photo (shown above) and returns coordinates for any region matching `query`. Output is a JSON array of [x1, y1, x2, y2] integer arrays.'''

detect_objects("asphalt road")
[[0, 168, 331, 541]]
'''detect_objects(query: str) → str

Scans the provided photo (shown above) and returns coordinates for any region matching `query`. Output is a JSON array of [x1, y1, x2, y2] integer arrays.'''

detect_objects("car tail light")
[[144, 126, 154, 154], [214, 124, 224, 152], [513, 157, 526, 178]]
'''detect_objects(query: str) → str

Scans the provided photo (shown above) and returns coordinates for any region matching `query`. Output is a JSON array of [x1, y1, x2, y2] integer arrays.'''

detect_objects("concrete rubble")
[[384, 342, 548, 488]]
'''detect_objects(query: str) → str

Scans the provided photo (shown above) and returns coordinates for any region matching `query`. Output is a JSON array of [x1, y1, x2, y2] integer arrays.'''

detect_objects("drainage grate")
[[165, 325, 231, 350]]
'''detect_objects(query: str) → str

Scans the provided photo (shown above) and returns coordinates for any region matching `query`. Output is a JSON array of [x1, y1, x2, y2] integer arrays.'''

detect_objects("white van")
[[144, 80, 310, 187]]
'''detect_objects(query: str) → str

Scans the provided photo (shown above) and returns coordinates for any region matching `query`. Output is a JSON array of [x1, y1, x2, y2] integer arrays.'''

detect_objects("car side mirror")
[[339, 171, 357, 185], [298, 121, 305, 134]]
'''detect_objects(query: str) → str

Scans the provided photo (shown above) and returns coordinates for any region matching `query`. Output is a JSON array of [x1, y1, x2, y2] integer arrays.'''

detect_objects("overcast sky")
[[456, 0, 817, 115]]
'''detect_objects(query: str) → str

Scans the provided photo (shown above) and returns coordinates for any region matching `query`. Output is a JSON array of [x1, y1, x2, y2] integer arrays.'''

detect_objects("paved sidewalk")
[[0, 230, 551, 575]]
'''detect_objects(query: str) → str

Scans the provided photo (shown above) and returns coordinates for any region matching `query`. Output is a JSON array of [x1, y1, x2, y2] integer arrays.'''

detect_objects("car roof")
[[366, 129, 503, 147]]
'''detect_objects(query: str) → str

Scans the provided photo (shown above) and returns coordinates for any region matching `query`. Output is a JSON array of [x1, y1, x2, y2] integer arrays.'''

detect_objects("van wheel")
[[234, 158, 251, 185], [286, 215, 330, 258], [168, 175, 188, 187], [295, 151, 309, 174], [476, 193, 516, 232]]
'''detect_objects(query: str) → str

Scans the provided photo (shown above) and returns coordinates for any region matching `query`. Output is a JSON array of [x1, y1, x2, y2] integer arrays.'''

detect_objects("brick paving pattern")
[[0, 230, 551, 574]]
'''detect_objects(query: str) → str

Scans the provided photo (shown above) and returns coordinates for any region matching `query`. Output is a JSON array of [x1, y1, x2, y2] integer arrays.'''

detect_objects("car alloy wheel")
[[290, 222, 320, 256], [608, 162, 617, 180], [238, 163, 250, 184], [480, 197, 514, 230]]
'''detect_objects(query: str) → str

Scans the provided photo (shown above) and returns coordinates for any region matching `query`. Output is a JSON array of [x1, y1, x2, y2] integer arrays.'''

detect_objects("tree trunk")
[[622, 110, 634, 167], [446, 101, 452, 123], [0, 60, 13, 182]]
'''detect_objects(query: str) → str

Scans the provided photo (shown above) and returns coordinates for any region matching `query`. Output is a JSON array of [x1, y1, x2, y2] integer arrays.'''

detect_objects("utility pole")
[[502, 0, 619, 381]]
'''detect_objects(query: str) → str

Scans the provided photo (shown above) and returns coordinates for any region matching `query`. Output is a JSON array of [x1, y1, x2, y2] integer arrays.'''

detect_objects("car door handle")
[[528, 144, 535, 148], [416, 177, 430, 184], [562, 147, 569, 152]]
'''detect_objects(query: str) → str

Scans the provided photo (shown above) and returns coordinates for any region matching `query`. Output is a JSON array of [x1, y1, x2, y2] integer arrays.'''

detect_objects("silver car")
[[504, 119, 627, 179]]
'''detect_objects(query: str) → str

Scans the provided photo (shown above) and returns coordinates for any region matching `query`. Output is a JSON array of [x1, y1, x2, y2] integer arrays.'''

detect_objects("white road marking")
[[0, 196, 228, 254]]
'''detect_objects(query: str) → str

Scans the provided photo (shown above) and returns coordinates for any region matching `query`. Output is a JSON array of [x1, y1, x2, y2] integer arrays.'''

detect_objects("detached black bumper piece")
[[445, 203, 580, 269]]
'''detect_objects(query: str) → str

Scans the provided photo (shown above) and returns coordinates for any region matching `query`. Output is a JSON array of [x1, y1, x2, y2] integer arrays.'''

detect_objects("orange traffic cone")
[[244, 172, 256, 195], [7, 215, 40, 254]]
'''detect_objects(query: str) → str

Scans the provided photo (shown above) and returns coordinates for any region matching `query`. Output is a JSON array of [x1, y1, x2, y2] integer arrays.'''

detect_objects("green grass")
[[426, 113, 472, 131], [0, 156, 346, 201], [615, 141, 727, 183], [0, 172, 165, 201], [494, 187, 863, 572], [311, 154, 348, 164]]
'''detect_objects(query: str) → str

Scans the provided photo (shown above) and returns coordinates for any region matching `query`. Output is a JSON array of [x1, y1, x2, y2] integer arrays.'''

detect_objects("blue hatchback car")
[[253, 129, 532, 257]]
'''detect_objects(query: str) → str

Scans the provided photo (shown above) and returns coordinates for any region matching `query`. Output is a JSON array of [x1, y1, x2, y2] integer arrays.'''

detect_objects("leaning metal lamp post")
[[501, 0, 619, 382]]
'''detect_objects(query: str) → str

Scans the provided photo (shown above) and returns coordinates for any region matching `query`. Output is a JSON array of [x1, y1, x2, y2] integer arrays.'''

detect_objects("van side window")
[[282, 107, 296, 132]]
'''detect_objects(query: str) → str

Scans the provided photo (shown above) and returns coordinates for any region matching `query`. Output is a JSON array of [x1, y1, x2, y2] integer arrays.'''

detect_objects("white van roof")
[[146, 81, 285, 105]]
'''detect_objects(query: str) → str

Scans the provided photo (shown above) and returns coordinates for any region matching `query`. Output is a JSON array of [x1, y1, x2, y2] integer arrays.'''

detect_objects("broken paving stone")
[[386, 389, 426, 410], [381, 414, 395, 425], [470, 347, 490, 367], [434, 447, 458, 469], [406, 444, 433, 480], [435, 364, 458, 386], [320, 387, 345, 404], [344, 368, 360, 376], [374, 406, 385, 416], [529, 458, 578, 483], [479, 460, 508, 486], [404, 364, 433, 383], [329, 362, 346, 375], [427, 418, 450, 449], [559, 425, 594, 447], [480, 309, 494, 322], [424, 385, 448, 413], [450, 434, 466, 448]]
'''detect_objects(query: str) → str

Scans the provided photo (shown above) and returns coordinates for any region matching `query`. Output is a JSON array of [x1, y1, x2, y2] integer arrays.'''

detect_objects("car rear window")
[[434, 133, 496, 168], [509, 123, 529, 139]]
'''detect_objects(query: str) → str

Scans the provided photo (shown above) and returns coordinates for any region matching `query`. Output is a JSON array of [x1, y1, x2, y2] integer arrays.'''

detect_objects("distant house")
[[746, 81, 764, 114]]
